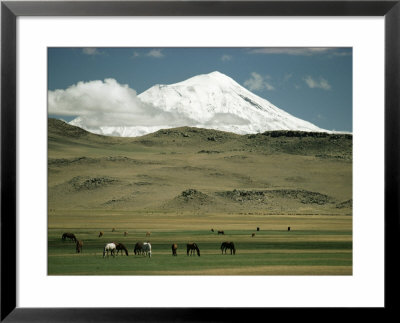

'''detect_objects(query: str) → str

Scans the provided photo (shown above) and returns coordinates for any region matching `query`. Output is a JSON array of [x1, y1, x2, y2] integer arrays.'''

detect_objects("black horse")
[[218, 230, 224, 235], [62, 232, 77, 242], [187, 243, 200, 256], [171, 243, 178, 256], [221, 241, 236, 255], [134, 242, 144, 255], [115, 242, 129, 256]]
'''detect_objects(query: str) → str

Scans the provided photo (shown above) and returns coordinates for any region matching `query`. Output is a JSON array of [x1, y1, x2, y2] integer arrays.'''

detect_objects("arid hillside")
[[48, 118, 352, 215]]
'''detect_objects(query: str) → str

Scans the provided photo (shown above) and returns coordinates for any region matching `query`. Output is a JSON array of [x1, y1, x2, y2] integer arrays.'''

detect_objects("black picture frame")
[[1, 1, 399, 321]]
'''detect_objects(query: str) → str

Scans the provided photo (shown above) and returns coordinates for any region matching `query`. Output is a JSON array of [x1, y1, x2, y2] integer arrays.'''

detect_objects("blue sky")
[[48, 47, 352, 132]]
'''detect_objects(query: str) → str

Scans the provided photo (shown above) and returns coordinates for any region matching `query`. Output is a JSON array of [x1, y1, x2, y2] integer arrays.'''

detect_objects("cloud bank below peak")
[[48, 78, 255, 137], [48, 78, 196, 134]]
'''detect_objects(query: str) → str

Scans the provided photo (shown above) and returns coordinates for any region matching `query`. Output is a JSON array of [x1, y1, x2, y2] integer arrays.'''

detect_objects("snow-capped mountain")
[[138, 71, 325, 134], [69, 71, 326, 137]]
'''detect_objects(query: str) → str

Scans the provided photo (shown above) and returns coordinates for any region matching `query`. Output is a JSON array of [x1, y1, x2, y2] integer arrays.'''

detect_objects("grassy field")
[[48, 211, 352, 275], [48, 119, 352, 275]]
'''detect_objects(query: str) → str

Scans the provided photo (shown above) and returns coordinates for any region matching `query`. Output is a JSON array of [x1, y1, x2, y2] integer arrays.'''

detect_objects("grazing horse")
[[115, 242, 129, 256], [98, 231, 103, 238], [62, 232, 77, 242], [112, 228, 116, 232], [134, 242, 144, 255], [218, 230, 224, 235], [171, 244, 178, 256], [76, 240, 83, 253], [221, 241, 236, 255], [142, 242, 152, 258], [124, 231, 128, 236], [103, 243, 116, 258], [146, 231, 151, 237], [187, 243, 200, 256], [251, 233, 256, 237], [211, 228, 214, 232]]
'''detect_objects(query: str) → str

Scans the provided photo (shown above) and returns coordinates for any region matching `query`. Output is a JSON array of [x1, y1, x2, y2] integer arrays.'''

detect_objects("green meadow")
[[48, 212, 352, 275]]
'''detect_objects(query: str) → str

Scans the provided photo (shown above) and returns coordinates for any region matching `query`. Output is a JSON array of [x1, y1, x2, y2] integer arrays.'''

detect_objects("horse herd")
[[61, 232, 236, 257], [103, 242, 152, 258]]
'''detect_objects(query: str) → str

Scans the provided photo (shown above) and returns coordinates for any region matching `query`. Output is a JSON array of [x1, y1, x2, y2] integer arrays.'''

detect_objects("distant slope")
[[49, 118, 352, 158], [48, 118, 352, 215]]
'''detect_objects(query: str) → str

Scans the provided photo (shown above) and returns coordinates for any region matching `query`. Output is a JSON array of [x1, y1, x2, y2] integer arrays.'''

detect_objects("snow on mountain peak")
[[66, 71, 327, 137], [137, 71, 326, 135]]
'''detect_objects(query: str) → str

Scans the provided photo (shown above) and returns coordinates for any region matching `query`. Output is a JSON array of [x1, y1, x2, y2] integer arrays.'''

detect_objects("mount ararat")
[[69, 71, 327, 137]]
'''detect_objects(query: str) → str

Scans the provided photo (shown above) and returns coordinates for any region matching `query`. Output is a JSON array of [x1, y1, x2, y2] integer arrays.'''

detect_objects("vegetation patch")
[[336, 199, 352, 209], [68, 176, 117, 191], [198, 150, 221, 154], [218, 189, 335, 205], [48, 157, 97, 166], [180, 189, 210, 202]]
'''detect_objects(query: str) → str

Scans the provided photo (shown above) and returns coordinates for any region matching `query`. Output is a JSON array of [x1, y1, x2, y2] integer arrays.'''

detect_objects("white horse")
[[142, 242, 152, 258], [103, 243, 116, 258]]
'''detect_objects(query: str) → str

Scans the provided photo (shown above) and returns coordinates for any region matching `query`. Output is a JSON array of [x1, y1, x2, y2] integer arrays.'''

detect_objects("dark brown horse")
[[218, 230, 224, 235], [221, 241, 236, 255], [115, 242, 129, 256], [171, 243, 178, 256], [134, 242, 144, 255], [76, 240, 83, 253], [98, 231, 103, 238], [187, 243, 200, 256], [62, 232, 77, 242]]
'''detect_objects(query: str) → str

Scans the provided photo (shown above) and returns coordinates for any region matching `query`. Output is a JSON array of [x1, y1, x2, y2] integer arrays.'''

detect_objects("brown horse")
[[124, 231, 128, 236], [76, 240, 83, 253], [171, 244, 178, 256], [134, 242, 144, 255], [112, 228, 116, 232], [218, 230, 224, 235], [221, 241, 235, 255], [62, 232, 77, 242], [251, 233, 256, 237], [146, 231, 151, 237], [187, 243, 200, 256], [98, 231, 104, 238], [115, 242, 129, 256]]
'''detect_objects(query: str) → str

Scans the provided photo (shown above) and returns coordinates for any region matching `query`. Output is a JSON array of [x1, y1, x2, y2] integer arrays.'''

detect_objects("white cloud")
[[303, 76, 332, 90], [82, 48, 103, 56], [264, 82, 275, 91], [147, 49, 164, 58], [244, 72, 275, 91], [221, 54, 232, 62], [131, 49, 165, 59], [132, 51, 140, 58], [244, 72, 264, 91], [248, 48, 335, 56], [48, 79, 194, 132]]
